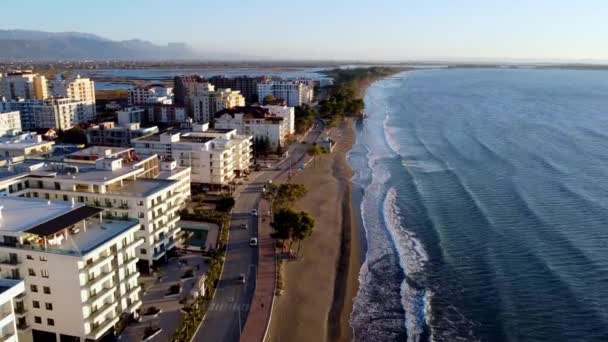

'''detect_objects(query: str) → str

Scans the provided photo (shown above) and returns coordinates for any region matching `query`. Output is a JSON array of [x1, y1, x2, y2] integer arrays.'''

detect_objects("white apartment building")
[[214, 106, 294, 148], [116, 108, 145, 126], [127, 85, 173, 106], [0, 147, 191, 274], [0, 133, 54, 159], [0, 111, 22, 136], [132, 124, 252, 187], [0, 278, 25, 342], [51, 76, 96, 103], [257, 80, 313, 107], [190, 83, 245, 124], [1, 71, 48, 100], [0, 196, 142, 342], [0, 98, 95, 131]]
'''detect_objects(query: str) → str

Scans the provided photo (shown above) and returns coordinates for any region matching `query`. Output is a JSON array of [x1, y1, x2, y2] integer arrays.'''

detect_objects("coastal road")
[[192, 123, 324, 342]]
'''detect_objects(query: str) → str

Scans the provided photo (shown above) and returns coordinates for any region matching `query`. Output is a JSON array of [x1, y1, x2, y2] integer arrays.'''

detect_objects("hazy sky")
[[2, 0, 608, 61]]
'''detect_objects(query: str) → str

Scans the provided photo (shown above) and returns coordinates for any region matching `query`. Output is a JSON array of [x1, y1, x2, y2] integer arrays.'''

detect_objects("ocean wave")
[[383, 187, 431, 342]]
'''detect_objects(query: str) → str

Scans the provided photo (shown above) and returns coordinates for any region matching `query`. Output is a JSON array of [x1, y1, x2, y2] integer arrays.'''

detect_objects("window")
[[43, 286, 51, 294], [137, 200, 143, 206], [41, 270, 49, 278], [33, 301, 40, 309], [30, 285, 38, 292], [140, 224, 145, 231], [45, 303, 53, 311], [34, 316, 42, 324], [28, 268, 36, 276], [40, 256, 47, 262], [140, 248, 147, 255], [47, 318, 54, 326], [138, 212, 144, 218], [26, 255, 33, 260]]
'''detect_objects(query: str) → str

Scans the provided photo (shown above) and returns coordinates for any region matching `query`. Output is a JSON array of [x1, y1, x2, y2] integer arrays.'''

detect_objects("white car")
[[251, 209, 258, 216], [249, 237, 258, 247]]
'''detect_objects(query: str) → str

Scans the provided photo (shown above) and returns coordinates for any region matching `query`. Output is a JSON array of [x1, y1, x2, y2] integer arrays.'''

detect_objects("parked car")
[[241, 223, 248, 230], [249, 237, 258, 247], [251, 209, 258, 216], [238, 274, 246, 284]]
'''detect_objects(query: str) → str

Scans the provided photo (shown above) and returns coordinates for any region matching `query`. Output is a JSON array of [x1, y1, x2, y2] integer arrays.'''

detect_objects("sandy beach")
[[267, 119, 361, 342]]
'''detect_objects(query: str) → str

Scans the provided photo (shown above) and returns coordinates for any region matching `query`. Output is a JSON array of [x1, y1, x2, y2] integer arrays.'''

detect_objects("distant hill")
[[0, 29, 200, 60]]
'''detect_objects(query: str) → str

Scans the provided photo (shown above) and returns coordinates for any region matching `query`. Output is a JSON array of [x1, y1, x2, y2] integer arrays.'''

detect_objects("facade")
[[127, 85, 173, 106], [0, 133, 54, 159], [207, 76, 269, 104], [0, 147, 191, 273], [0, 111, 22, 136], [0, 98, 95, 131], [117, 105, 186, 126], [0, 196, 142, 342], [190, 87, 245, 124], [173, 76, 204, 107], [116, 108, 145, 126], [0, 278, 25, 342], [0, 71, 48, 100], [257, 80, 314, 107], [132, 124, 252, 186], [50, 76, 96, 122], [214, 105, 294, 148], [86, 122, 159, 147]]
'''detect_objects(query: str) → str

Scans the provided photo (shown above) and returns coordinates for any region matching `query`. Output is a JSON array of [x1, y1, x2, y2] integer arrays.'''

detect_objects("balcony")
[[86, 301, 117, 324], [85, 285, 114, 306], [87, 316, 119, 340], [14, 307, 27, 316], [83, 270, 114, 289], [16, 322, 29, 331], [0, 259, 20, 268]]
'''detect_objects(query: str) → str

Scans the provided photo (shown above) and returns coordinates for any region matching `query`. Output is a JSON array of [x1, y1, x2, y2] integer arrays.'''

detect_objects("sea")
[[348, 68, 608, 342]]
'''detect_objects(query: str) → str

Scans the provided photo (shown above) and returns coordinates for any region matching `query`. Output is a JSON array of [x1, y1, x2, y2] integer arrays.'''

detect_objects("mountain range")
[[0, 29, 202, 60]]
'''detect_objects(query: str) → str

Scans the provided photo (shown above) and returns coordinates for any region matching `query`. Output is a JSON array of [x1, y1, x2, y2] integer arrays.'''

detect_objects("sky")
[[2, 0, 608, 62]]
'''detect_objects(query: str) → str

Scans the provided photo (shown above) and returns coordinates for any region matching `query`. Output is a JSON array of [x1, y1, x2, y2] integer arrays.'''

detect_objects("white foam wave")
[[383, 187, 432, 342]]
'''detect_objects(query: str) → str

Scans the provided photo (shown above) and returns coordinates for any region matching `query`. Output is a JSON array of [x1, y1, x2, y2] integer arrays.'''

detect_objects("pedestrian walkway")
[[120, 253, 208, 342], [240, 199, 276, 342]]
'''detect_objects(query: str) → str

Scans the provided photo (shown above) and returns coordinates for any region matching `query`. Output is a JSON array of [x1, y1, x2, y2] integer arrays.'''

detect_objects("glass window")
[[34, 316, 42, 324], [47, 318, 54, 326], [43, 286, 51, 294], [30, 285, 38, 292], [45, 303, 53, 310], [32, 301, 40, 309]]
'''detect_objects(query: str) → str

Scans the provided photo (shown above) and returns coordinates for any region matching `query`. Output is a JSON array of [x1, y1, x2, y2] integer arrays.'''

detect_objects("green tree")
[[292, 210, 315, 257], [307, 144, 323, 167], [271, 208, 298, 252], [263, 183, 307, 211], [263, 94, 276, 105]]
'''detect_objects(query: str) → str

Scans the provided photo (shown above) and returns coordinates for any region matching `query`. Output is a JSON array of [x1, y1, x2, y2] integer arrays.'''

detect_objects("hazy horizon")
[[3, 0, 608, 62]]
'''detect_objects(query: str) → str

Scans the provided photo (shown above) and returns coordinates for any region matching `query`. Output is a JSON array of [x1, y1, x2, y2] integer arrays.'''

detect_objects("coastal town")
[[0, 62, 398, 342]]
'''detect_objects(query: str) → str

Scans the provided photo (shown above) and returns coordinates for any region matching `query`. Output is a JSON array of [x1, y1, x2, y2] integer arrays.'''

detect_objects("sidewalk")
[[120, 253, 208, 342], [239, 199, 276, 342]]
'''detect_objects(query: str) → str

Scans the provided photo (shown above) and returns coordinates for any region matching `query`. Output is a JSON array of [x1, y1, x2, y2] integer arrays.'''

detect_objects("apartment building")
[[1, 71, 48, 100], [132, 124, 252, 187], [0, 111, 22, 136], [0, 196, 142, 342], [116, 108, 145, 126], [0, 98, 95, 131], [51, 76, 95, 103], [207, 76, 269, 104], [0, 133, 54, 159], [173, 75, 204, 107], [190, 84, 245, 124], [257, 80, 314, 107], [214, 105, 294, 148], [0, 147, 191, 273], [0, 278, 25, 342], [127, 85, 173, 106], [86, 122, 158, 147]]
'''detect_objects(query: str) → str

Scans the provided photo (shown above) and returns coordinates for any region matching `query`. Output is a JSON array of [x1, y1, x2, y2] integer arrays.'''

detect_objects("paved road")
[[193, 124, 324, 342]]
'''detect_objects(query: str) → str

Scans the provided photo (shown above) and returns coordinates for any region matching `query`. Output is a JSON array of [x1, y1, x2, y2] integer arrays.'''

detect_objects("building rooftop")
[[0, 197, 139, 256], [66, 146, 132, 160], [105, 178, 177, 197]]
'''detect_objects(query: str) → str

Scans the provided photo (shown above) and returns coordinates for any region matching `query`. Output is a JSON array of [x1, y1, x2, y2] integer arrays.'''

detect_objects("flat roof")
[[67, 146, 132, 158], [0, 197, 76, 233], [179, 135, 214, 144], [26, 206, 103, 236], [105, 179, 177, 197]]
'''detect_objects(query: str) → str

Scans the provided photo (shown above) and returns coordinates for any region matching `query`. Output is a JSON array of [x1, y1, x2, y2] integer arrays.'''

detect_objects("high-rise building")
[[0, 196, 142, 342], [0, 110, 22, 136], [127, 85, 173, 106], [189, 85, 245, 124], [173, 75, 205, 107], [132, 124, 252, 187], [0, 147, 191, 273], [207, 76, 269, 104], [0, 71, 48, 100], [0, 278, 25, 342], [257, 80, 314, 107], [214, 105, 295, 148], [51, 76, 96, 103], [0, 98, 95, 130]]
